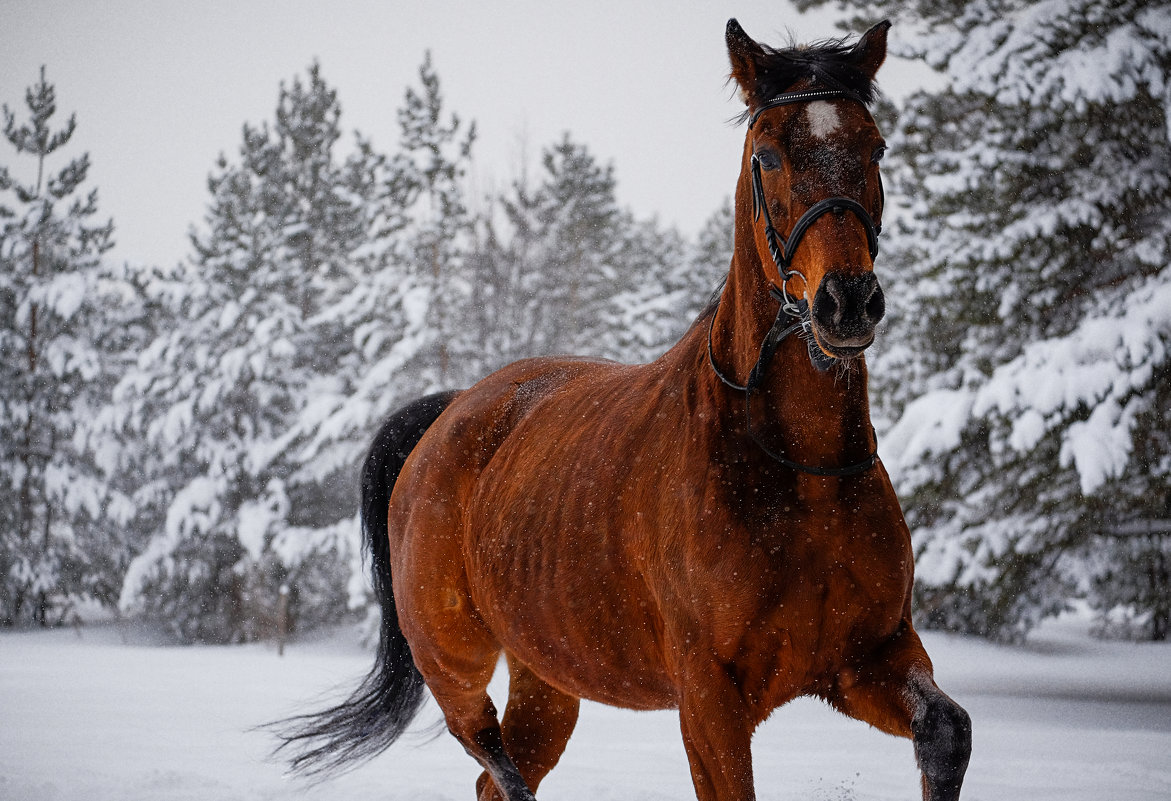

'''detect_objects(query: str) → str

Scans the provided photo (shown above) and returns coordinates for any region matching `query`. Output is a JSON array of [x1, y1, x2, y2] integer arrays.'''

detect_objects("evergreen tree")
[[461, 208, 520, 373], [116, 65, 379, 642], [0, 68, 125, 626], [468, 151, 558, 368], [798, 0, 1171, 639], [600, 214, 686, 363], [686, 198, 735, 318], [472, 150, 730, 369], [396, 51, 478, 390], [486, 134, 626, 359], [600, 198, 732, 363], [292, 52, 479, 506], [274, 54, 479, 638], [540, 134, 627, 356]]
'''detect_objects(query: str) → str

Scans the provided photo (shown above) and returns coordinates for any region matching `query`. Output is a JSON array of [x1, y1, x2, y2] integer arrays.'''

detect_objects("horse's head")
[[727, 19, 890, 360]]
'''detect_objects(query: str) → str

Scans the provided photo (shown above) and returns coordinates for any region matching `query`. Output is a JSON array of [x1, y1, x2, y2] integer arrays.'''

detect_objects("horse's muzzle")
[[811, 271, 885, 355]]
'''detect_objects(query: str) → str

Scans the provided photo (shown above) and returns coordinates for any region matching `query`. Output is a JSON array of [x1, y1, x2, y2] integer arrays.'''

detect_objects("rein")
[[707, 88, 882, 478]]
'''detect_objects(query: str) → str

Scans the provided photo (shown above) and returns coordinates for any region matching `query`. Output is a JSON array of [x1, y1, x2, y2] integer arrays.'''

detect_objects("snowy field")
[[2, 615, 1169, 801]]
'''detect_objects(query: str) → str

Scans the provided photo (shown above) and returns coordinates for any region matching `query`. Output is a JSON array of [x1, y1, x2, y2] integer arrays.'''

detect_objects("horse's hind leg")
[[827, 622, 971, 801], [398, 573, 535, 800], [476, 655, 581, 801], [422, 655, 536, 801]]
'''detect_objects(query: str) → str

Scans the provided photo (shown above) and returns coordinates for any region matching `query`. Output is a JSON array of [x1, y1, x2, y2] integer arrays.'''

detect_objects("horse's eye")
[[755, 150, 782, 171], [872, 145, 887, 164]]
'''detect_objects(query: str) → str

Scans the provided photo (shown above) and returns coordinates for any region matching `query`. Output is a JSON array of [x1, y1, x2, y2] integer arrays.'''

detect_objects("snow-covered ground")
[[2, 615, 1169, 801]]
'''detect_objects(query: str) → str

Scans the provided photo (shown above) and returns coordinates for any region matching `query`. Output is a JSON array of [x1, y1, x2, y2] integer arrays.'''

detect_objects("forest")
[[2, 0, 1169, 644]]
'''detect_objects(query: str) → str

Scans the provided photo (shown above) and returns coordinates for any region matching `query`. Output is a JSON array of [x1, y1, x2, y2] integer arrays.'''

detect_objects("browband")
[[748, 89, 868, 129]]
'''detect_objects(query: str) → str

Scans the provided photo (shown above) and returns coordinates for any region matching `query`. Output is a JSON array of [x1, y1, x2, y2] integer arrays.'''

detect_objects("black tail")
[[273, 390, 460, 777]]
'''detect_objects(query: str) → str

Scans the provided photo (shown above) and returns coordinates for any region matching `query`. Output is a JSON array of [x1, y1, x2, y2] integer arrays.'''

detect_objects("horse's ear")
[[726, 18, 765, 104], [849, 20, 891, 80]]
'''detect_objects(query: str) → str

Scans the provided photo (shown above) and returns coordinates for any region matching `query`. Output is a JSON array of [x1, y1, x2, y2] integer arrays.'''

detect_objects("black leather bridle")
[[749, 89, 884, 314], [707, 88, 883, 478]]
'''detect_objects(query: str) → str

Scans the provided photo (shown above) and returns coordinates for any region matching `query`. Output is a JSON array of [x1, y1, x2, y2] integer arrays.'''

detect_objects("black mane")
[[733, 35, 880, 125]]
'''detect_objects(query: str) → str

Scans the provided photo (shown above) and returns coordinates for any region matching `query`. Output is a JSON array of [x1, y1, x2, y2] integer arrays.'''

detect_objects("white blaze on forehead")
[[806, 101, 841, 139]]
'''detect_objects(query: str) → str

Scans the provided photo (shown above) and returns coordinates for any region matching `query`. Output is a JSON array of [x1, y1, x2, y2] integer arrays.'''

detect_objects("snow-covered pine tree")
[[0, 69, 127, 626], [289, 51, 479, 514], [488, 133, 626, 359], [599, 214, 688, 363], [394, 52, 478, 391], [472, 152, 730, 368], [116, 65, 380, 642], [199, 55, 481, 636], [465, 162, 549, 370], [599, 197, 734, 363], [797, 0, 1171, 639], [686, 198, 735, 318]]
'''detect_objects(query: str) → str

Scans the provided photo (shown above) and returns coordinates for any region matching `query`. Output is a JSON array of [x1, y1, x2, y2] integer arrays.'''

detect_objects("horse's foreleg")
[[908, 674, 972, 801], [678, 657, 757, 801], [476, 655, 581, 801], [827, 623, 972, 801]]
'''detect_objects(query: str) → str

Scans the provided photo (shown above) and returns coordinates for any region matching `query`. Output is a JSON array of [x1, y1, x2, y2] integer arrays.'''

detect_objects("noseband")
[[707, 88, 882, 478]]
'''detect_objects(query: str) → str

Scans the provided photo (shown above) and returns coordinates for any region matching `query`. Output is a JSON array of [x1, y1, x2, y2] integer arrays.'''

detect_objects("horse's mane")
[[682, 280, 727, 338], [732, 35, 880, 125]]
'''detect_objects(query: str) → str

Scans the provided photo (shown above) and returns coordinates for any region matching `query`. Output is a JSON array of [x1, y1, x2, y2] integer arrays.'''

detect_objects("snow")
[[2, 616, 1169, 801], [236, 481, 289, 562], [882, 389, 974, 472], [1060, 396, 1141, 495]]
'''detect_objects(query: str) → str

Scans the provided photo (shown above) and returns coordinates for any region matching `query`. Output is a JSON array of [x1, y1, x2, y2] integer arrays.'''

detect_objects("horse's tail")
[[273, 390, 460, 777]]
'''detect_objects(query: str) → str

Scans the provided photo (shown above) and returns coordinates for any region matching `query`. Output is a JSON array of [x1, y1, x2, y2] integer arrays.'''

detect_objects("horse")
[[275, 19, 972, 801]]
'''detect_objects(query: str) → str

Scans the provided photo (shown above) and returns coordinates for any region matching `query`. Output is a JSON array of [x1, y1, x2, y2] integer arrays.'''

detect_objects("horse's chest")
[[738, 503, 914, 689], [771, 496, 912, 604]]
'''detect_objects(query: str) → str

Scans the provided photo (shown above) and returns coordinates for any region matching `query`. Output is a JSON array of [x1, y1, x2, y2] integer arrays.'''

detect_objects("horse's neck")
[[701, 251, 876, 488], [764, 329, 875, 470]]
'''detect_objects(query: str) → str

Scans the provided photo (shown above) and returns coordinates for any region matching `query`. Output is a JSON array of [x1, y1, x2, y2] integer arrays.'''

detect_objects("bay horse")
[[276, 19, 971, 801]]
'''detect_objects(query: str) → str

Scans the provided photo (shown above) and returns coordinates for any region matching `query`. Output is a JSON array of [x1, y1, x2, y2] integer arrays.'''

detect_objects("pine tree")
[[0, 68, 121, 625], [269, 55, 480, 638], [798, 0, 1171, 639], [685, 198, 735, 319], [472, 149, 730, 369], [604, 200, 732, 364], [292, 52, 479, 509], [116, 65, 377, 642], [486, 134, 626, 359], [467, 168, 549, 370], [395, 51, 478, 390], [600, 214, 686, 363]]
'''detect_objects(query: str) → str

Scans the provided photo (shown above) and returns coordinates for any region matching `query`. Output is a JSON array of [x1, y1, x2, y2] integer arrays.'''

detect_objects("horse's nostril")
[[812, 278, 843, 328], [865, 281, 885, 324], [814, 272, 883, 341], [826, 285, 844, 325]]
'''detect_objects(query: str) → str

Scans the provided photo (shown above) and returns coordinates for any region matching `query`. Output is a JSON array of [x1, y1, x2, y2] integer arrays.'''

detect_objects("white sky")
[[2, 1, 935, 269]]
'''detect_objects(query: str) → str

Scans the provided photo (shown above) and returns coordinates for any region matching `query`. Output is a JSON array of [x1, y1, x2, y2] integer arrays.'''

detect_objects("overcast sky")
[[3, 1, 935, 269]]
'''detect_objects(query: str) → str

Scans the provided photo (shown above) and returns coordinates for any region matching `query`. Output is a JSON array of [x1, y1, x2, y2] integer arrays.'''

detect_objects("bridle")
[[707, 88, 883, 478], [749, 89, 884, 315]]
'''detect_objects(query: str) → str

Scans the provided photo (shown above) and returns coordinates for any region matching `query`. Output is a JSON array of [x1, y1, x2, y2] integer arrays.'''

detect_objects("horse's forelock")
[[732, 36, 880, 126]]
